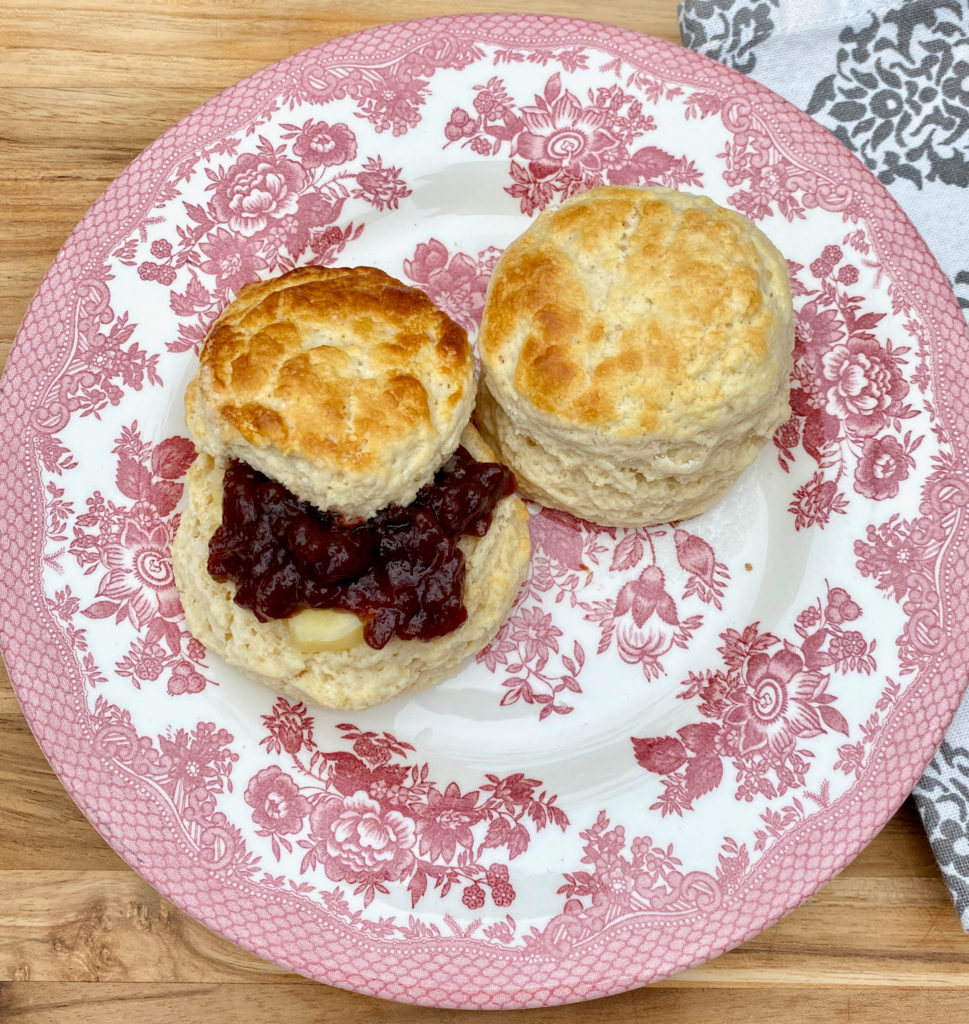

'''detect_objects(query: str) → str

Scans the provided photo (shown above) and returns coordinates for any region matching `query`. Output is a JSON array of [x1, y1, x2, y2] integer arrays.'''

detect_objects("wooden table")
[[2, 2, 968, 1020]]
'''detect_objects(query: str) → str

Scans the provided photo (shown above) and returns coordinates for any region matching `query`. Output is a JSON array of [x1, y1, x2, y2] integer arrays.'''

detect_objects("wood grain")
[[2, 1, 968, 1021], [4, 986, 969, 1024]]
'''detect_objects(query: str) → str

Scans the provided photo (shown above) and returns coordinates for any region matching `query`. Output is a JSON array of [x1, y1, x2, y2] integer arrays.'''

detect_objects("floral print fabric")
[[679, 0, 969, 927]]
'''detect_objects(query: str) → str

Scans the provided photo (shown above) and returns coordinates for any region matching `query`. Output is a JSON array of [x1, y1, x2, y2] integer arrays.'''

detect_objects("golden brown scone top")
[[192, 266, 470, 465], [185, 266, 475, 517], [478, 186, 793, 439]]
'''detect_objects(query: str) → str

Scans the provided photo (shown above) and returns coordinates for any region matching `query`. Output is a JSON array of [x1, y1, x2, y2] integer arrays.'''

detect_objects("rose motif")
[[415, 782, 482, 861], [613, 566, 679, 670], [94, 516, 181, 629], [508, 606, 563, 670], [515, 88, 620, 174], [724, 647, 827, 755], [821, 336, 908, 437], [789, 303, 848, 458], [530, 507, 585, 571], [402, 240, 490, 331], [245, 765, 310, 835], [159, 722, 237, 793], [291, 120, 357, 168], [309, 790, 416, 890], [489, 773, 537, 804], [209, 151, 309, 236], [828, 630, 867, 665], [786, 260, 918, 531], [405, 238, 449, 281], [795, 300, 845, 357], [127, 641, 165, 682], [854, 434, 912, 500], [198, 227, 269, 293]]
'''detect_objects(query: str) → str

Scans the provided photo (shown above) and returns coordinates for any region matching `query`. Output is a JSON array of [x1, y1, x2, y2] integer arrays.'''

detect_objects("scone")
[[185, 264, 474, 520], [172, 266, 530, 710], [475, 185, 794, 526]]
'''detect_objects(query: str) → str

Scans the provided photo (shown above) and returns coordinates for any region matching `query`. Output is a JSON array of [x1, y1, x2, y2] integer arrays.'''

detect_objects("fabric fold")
[[678, 0, 969, 928]]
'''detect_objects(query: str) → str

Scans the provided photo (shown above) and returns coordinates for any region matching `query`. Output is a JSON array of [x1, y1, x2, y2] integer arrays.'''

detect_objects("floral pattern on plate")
[[3, 14, 969, 1010]]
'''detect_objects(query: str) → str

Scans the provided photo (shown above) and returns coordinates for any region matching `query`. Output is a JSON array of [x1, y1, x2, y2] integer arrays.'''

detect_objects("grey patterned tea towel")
[[678, 0, 969, 927]]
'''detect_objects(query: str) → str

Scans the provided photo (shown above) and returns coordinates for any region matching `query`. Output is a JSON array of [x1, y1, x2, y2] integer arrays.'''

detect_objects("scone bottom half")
[[172, 267, 531, 711], [475, 185, 796, 527]]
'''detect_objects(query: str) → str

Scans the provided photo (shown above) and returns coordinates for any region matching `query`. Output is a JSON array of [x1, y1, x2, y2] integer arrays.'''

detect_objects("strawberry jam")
[[207, 447, 517, 649]]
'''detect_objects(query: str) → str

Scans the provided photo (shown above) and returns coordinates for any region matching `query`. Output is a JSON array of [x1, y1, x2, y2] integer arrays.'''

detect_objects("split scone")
[[172, 266, 530, 710], [475, 186, 795, 526]]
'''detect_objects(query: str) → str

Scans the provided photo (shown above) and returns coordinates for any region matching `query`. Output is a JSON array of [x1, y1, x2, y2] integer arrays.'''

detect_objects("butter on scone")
[[475, 185, 794, 527], [172, 425, 530, 711], [172, 266, 530, 711]]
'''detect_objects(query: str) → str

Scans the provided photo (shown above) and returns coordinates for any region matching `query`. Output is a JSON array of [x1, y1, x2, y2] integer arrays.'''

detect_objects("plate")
[[2, 13, 968, 1009]]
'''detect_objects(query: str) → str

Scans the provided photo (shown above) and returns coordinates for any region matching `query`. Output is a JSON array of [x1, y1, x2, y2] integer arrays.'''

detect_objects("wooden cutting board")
[[2, 2, 968, 1021]]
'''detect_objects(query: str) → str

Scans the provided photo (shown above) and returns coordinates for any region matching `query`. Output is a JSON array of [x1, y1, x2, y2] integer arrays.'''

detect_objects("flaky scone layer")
[[171, 427, 531, 710]]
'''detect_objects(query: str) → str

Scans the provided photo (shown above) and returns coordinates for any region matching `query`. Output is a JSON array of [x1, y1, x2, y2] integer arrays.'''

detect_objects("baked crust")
[[186, 265, 475, 519], [478, 186, 793, 446], [475, 186, 794, 526]]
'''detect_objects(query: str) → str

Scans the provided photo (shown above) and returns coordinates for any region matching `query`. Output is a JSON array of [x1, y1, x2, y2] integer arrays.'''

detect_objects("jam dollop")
[[207, 447, 517, 649]]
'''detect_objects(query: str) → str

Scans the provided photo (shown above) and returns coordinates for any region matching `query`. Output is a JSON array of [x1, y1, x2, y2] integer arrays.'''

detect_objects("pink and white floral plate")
[[3, 13, 969, 1008]]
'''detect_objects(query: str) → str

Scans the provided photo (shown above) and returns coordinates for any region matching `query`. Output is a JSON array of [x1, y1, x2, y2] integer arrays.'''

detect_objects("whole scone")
[[172, 425, 530, 711], [173, 266, 531, 710], [185, 265, 475, 520], [475, 185, 794, 526]]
